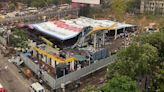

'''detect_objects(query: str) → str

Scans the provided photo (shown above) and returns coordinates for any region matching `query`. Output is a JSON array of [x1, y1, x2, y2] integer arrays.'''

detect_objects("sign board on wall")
[[72, 0, 100, 4]]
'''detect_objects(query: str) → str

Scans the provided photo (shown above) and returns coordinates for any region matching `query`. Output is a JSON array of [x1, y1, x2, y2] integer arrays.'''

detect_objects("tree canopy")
[[134, 30, 164, 58], [9, 28, 29, 48], [110, 0, 128, 18], [133, 30, 164, 91], [107, 43, 158, 79], [105, 30, 164, 91], [30, 0, 57, 7], [101, 75, 140, 92], [7, 0, 71, 8]]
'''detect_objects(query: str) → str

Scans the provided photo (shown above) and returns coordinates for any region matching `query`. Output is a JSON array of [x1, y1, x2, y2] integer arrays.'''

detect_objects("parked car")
[[29, 82, 45, 92], [0, 83, 6, 92]]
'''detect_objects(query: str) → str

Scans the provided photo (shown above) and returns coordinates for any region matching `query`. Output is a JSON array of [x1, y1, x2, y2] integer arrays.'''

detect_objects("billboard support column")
[[114, 29, 117, 40], [94, 33, 97, 48]]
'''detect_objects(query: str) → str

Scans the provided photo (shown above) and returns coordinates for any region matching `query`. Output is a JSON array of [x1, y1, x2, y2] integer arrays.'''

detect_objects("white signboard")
[[72, 0, 100, 4], [31, 21, 82, 40]]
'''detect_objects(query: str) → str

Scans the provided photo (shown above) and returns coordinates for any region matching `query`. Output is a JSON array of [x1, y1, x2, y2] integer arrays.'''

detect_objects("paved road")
[[0, 54, 31, 92]]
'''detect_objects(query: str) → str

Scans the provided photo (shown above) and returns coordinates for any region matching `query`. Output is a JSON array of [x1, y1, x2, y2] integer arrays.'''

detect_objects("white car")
[[29, 82, 45, 92]]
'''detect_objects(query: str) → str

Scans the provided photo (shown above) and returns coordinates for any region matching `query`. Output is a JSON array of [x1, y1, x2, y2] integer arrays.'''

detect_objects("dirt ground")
[[0, 52, 31, 92]]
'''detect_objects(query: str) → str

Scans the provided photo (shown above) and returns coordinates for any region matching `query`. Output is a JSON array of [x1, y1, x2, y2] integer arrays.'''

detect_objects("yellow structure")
[[40, 37, 53, 47], [33, 47, 77, 63], [86, 23, 118, 36]]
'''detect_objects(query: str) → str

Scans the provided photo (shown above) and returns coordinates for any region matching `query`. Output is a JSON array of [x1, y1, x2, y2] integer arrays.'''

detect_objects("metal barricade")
[[21, 54, 40, 74], [0, 36, 7, 46], [21, 54, 116, 90], [54, 55, 116, 89], [42, 71, 56, 89]]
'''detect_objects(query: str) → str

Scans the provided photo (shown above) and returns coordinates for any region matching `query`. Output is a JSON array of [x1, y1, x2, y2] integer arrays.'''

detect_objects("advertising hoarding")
[[72, 0, 100, 4]]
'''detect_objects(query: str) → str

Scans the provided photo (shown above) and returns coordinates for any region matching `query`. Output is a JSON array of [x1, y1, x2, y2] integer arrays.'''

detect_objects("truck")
[[29, 82, 45, 92], [0, 83, 6, 92]]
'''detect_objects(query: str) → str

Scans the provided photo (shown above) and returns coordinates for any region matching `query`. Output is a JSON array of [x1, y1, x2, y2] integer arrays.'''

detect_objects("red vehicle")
[[0, 84, 6, 92]]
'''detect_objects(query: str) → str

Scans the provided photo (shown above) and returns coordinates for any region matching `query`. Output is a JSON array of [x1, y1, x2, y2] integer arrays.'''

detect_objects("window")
[[39, 89, 44, 92], [32, 87, 37, 92]]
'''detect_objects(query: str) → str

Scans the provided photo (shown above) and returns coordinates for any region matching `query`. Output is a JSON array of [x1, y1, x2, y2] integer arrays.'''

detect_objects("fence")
[[21, 54, 116, 90], [21, 54, 40, 74], [0, 8, 79, 25], [54, 55, 116, 89], [0, 36, 7, 46], [42, 71, 56, 89]]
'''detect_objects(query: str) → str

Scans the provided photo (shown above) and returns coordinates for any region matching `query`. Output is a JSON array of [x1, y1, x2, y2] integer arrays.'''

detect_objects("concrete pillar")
[[123, 28, 125, 33], [102, 31, 105, 46], [39, 54, 41, 60], [94, 33, 97, 48], [123, 28, 126, 37], [46, 56, 48, 64], [42, 55, 46, 63], [61, 83, 65, 92], [57, 13, 60, 19], [140, 0, 145, 14], [114, 29, 117, 40], [76, 9, 79, 16], [70, 61, 75, 71]]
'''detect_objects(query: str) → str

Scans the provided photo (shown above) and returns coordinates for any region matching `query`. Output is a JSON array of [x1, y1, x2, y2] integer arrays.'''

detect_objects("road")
[[0, 54, 31, 92]]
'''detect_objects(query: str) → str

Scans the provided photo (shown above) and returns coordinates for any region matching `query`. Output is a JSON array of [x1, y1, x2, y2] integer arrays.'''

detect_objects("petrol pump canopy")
[[30, 17, 134, 41]]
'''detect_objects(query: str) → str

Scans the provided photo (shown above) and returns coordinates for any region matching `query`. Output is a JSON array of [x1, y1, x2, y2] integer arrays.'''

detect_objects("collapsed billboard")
[[30, 20, 82, 40], [30, 17, 134, 41], [72, 0, 101, 4]]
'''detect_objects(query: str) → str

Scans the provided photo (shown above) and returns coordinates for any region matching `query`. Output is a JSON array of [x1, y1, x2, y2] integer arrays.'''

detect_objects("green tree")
[[52, 0, 59, 4], [8, 3, 16, 11], [44, 0, 53, 6], [134, 30, 164, 58], [0, 3, 2, 9], [31, 0, 54, 7], [82, 85, 99, 92], [107, 43, 158, 79], [106, 30, 164, 91], [110, 0, 128, 18], [10, 28, 29, 48], [101, 0, 111, 8], [134, 30, 164, 91], [31, 0, 44, 7], [154, 62, 164, 92], [101, 75, 140, 92], [127, 0, 141, 13]]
